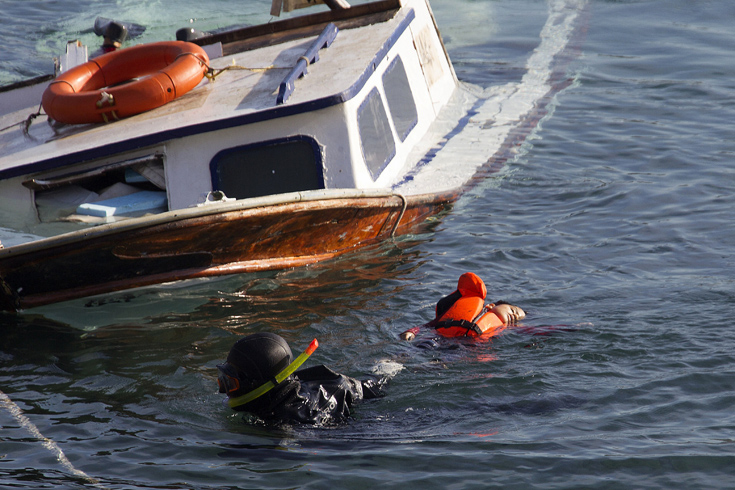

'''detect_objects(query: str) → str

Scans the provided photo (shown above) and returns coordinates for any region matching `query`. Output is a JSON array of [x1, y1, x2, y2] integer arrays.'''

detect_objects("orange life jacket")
[[434, 296, 506, 338], [433, 272, 505, 338]]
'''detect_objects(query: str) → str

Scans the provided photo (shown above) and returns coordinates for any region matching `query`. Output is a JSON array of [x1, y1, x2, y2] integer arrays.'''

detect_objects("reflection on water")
[[19, 229, 436, 331]]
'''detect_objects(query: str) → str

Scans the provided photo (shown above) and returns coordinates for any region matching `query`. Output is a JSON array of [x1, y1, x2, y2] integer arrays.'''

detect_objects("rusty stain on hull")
[[0, 191, 455, 311]]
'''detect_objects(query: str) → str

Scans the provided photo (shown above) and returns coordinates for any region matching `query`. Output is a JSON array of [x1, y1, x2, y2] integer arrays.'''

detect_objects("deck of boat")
[[0, 0, 411, 180]]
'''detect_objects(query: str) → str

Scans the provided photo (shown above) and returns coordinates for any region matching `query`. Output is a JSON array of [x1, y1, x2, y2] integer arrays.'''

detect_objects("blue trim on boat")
[[0, 9, 416, 182], [277, 23, 340, 105]]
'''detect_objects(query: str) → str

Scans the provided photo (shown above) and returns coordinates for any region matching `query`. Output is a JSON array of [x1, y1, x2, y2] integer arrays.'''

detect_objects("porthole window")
[[357, 87, 396, 181], [382, 56, 418, 142], [210, 137, 323, 199]]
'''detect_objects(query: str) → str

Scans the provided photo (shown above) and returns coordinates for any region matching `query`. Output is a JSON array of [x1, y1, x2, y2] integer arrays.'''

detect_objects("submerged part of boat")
[[394, 0, 588, 196], [0, 0, 587, 313], [0, 189, 448, 312]]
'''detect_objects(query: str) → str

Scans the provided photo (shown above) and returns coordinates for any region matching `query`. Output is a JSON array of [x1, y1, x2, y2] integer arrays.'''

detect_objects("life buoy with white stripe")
[[42, 41, 209, 124]]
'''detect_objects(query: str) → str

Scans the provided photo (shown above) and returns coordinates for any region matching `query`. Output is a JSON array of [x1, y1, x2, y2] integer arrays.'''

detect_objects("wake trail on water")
[[0, 389, 110, 488], [394, 0, 589, 195]]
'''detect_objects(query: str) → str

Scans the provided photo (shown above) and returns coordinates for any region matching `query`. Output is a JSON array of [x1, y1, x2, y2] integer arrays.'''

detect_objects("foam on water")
[[395, 0, 588, 195]]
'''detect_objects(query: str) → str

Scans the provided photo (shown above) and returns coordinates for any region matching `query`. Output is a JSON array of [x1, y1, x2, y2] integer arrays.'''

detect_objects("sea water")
[[2, 0, 735, 488]]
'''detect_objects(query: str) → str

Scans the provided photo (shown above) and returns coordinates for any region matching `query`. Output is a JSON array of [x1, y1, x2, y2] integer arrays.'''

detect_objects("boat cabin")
[[0, 0, 455, 230]]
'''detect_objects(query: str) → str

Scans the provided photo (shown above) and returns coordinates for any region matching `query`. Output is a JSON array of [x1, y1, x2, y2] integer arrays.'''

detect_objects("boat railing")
[[192, 0, 400, 55], [276, 23, 339, 104]]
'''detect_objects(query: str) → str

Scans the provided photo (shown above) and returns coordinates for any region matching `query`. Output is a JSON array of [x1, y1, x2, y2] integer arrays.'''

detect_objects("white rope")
[[0, 389, 107, 487]]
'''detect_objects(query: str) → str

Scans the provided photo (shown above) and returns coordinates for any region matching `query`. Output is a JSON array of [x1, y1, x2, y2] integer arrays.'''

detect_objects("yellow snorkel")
[[227, 338, 319, 409]]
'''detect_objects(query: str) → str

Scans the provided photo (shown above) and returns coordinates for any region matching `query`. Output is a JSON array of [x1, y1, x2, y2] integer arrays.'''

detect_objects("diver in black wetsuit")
[[217, 332, 385, 426]]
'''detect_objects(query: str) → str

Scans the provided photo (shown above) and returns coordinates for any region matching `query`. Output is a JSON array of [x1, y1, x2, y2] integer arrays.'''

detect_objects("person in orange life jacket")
[[399, 272, 526, 341], [217, 332, 386, 426]]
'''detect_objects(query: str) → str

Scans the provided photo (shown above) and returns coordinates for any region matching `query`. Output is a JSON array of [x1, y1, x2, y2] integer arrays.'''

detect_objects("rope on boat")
[[204, 58, 286, 81], [0, 389, 109, 488], [390, 193, 408, 237], [0, 104, 43, 136], [0, 103, 43, 137]]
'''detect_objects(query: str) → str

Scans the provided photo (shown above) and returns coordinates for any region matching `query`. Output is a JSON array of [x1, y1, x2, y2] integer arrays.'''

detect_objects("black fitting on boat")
[[104, 22, 128, 45], [176, 28, 209, 42]]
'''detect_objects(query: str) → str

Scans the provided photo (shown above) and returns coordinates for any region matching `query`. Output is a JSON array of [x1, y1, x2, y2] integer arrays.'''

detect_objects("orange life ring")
[[42, 41, 209, 124]]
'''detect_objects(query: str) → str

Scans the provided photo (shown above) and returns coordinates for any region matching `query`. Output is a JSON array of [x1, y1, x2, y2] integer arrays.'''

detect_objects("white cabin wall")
[[150, 0, 460, 209], [370, 30, 442, 188], [164, 104, 358, 210], [409, 0, 457, 114], [164, 139, 212, 210], [309, 105, 356, 189], [340, 3, 458, 190]]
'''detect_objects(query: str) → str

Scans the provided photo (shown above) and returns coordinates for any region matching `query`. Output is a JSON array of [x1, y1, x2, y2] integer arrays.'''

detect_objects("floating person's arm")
[[399, 325, 422, 341]]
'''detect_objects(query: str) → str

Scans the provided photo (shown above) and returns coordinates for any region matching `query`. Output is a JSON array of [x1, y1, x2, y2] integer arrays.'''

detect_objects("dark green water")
[[3, 0, 735, 488]]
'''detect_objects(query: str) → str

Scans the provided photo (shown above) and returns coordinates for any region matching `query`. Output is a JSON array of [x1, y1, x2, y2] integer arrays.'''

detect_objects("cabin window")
[[382, 57, 417, 142], [210, 137, 324, 200], [358, 87, 396, 181], [27, 153, 168, 222]]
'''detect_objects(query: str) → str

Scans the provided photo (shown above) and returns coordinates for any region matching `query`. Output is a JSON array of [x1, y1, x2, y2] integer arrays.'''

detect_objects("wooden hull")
[[0, 190, 455, 311]]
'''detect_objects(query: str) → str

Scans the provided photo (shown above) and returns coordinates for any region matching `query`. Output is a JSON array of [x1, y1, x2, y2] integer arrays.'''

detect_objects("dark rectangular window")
[[210, 137, 324, 199]]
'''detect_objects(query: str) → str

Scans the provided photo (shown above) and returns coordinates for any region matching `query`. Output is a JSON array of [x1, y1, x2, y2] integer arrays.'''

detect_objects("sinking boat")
[[0, 0, 586, 312]]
